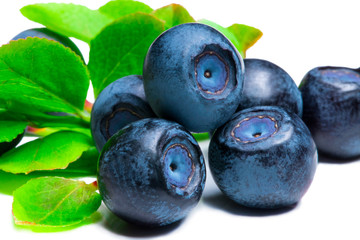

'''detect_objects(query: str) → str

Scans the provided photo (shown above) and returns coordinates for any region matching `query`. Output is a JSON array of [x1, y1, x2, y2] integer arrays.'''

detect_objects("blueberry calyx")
[[195, 50, 229, 95], [163, 143, 195, 189], [231, 115, 278, 143], [104, 107, 142, 139]]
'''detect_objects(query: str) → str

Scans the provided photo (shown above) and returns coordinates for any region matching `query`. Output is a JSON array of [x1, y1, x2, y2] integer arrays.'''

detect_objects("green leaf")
[[198, 19, 262, 58], [227, 24, 263, 57], [152, 4, 195, 30], [0, 131, 93, 174], [99, 0, 153, 19], [198, 19, 244, 57], [0, 38, 90, 123], [13, 177, 101, 227], [0, 121, 27, 142], [20, 3, 113, 43], [192, 132, 210, 142], [88, 13, 164, 97], [57, 147, 98, 176]]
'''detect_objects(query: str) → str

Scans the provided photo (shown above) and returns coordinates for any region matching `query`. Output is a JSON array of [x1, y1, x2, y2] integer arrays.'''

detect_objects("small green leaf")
[[99, 0, 153, 19], [0, 131, 93, 174], [88, 13, 164, 97], [0, 121, 27, 142], [198, 19, 243, 56], [0, 38, 90, 122], [152, 4, 195, 30], [198, 19, 262, 58], [227, 24, 263, 57], [21, 3, 113, 43], [13, 177, 101, 227]]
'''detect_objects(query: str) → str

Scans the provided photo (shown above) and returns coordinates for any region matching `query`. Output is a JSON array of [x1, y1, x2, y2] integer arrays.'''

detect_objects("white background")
[[1, 0, 360, 239]]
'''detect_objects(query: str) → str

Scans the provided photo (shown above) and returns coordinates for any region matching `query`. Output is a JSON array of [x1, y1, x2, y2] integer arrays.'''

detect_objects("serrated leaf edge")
[[0, 38, 89, 115], [0, 131, 93, 174], [12, 177, 100, 227]]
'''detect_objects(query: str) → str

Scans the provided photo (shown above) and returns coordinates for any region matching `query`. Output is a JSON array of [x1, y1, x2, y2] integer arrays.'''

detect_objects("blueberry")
[[97, 118, 206, 227], [208, 106, 317, 209], [299, 66, 360, 159], [12, 28, 84, 61], [0, 131, 24, 156], [237, 58, 302, 116], [143, 23, 244, 133], [91, 75, 156, 151]]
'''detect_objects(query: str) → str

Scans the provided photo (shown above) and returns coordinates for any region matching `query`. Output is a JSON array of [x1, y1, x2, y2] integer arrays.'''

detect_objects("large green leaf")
[[152, 4, 195, 30], [20, 3, 113, 43], [13, 177, 101, 227], [0, 131, 93, 174], [0, 121, 27, 142], [88, 13, 164, 97], [0, 38, 90, 122], [99, 0, 153, 19]]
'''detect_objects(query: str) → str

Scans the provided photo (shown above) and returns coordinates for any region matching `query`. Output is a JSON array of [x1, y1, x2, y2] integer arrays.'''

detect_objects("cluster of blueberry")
[[6, 23, 360, 228], [92, 23, 318, 227]]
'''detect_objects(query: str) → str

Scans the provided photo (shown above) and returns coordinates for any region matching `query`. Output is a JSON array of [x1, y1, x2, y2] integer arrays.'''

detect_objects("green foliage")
[[0, 0, 263, 231], [0, 131, 93, 174], [152, 4, 195, 30], [99, 0, 153, 19], [0, 38, 90, 125], [21, 0, 154, 44], [12, 177, 101, 227], [227, 23, 263, 57], [0, 121, 27, 142], [198, 19, 262, 58], [88, 13, 164, 97], [20, 3, 113, 43]]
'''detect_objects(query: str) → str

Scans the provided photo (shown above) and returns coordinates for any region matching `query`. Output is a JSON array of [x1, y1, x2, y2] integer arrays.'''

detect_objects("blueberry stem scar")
[[194, 51, 229, 95], [105, 107, 142, 138], [204, 70, 212, 78], [163, 143, 195, 190], [231, 115, 278, 143]]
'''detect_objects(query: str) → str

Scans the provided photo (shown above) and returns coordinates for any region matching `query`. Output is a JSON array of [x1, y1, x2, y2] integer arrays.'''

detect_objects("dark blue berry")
[[238, 58, 302, 116], [97, 118, 206, 227], [208, 106, 317, 209], [143, 23, 244, 133], [91, 75, 156, 151], [299, 66, 360, 159]]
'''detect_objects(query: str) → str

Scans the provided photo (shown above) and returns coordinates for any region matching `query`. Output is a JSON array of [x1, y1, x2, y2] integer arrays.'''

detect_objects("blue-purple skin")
[[12, 28, 84, 62], [299, 66, 360, 159], [237, 58, 302, 117], [143, 23, 244, 133], [97, 118, 206, 227], [91, 75, 156, 151], [0, 131, 24, 156], [208, 106, 317, 209]]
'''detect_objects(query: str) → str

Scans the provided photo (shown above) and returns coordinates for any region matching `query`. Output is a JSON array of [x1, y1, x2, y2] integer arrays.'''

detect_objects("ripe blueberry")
[[91, 75, 156, 151], [299, 66, 360, 159], [143, 23, 244, 133], [97, 118, 206, 227], [209, 106, 317, 209], [237, 58, 302, 116]]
